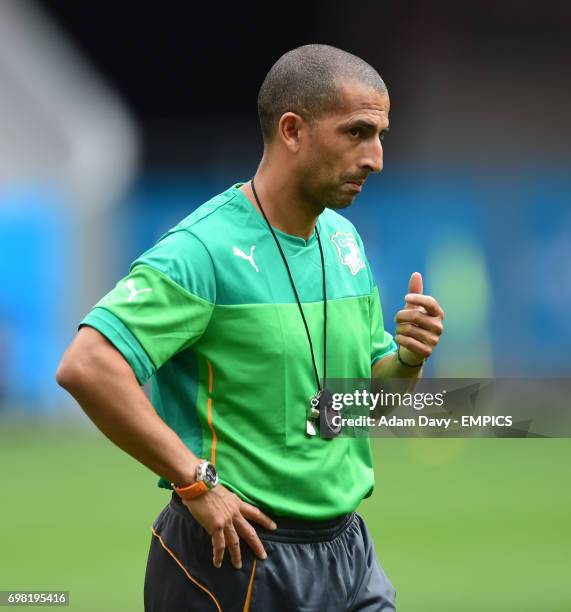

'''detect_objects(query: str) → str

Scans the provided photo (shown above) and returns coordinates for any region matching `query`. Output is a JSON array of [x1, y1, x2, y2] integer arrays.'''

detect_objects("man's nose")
[[360, 140, 383, 174]]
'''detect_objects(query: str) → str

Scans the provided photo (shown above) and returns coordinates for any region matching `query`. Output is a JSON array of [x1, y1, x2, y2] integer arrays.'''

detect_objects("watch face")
[[202, 462, 219, 487]]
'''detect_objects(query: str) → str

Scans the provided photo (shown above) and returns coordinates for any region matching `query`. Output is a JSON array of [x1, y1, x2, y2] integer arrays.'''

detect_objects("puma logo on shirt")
[[233, 245, 259, 272], [124, 278, 153, 302]]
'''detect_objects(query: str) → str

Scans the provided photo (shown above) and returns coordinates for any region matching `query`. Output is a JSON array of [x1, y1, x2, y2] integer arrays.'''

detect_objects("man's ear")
[[277, 112, 306, 153]]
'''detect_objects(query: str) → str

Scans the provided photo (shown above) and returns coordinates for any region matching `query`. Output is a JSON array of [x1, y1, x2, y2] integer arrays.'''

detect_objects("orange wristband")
[[173, 479, 209, 500]]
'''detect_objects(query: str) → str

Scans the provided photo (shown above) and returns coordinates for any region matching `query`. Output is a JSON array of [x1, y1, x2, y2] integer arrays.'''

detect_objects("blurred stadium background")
[[1, 1, 570, 610]]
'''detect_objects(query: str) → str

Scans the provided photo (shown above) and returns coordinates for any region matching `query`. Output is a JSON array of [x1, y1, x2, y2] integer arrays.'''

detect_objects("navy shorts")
[[144, 493, 396, 611]]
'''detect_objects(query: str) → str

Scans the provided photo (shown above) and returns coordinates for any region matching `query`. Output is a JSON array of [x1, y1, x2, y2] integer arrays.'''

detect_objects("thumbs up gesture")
[[394, 272, 444, 366]]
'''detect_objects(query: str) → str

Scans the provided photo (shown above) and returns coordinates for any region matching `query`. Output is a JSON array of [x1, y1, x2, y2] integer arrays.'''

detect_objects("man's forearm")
[[372, 351, 423, 391], [56, 327, 200, 487]]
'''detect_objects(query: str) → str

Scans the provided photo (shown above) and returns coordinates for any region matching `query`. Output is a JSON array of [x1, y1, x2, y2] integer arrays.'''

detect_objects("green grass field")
[[1, 424, 570, 611]]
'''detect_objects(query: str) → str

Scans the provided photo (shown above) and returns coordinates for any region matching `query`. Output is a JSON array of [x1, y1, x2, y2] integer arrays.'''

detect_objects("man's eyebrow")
[[344, 119, 389, 132]]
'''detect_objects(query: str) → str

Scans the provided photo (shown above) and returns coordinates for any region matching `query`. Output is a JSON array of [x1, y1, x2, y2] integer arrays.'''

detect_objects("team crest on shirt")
[[330, 232, 366, 276]]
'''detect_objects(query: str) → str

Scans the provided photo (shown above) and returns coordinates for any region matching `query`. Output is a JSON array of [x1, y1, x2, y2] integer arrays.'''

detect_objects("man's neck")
[[239, 160, 323, 240]]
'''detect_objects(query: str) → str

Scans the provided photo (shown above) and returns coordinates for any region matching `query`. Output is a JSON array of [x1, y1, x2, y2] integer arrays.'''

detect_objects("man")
[[57, 44, 444, 611]]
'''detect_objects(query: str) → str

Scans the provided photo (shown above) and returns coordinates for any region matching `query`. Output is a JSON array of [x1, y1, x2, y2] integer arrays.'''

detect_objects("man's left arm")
[[372, 272, 445, 384]]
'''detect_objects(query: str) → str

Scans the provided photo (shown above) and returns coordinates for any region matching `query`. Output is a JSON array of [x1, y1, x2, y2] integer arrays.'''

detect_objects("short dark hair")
[[257, 44, 387, 142]]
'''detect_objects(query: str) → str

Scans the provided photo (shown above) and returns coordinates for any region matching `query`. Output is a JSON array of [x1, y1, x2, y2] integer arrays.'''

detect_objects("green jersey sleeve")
[[370, 285, 398, 366], [79, 230, 215, 385], [351, 230, 397, 366]]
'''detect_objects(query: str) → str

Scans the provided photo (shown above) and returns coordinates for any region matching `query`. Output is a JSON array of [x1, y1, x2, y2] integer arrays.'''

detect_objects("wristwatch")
[[172, 461, 219, 500]]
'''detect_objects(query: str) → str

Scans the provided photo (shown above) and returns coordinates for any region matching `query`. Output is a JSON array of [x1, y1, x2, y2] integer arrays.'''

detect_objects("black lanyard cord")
[[250, 178, 327, 391]]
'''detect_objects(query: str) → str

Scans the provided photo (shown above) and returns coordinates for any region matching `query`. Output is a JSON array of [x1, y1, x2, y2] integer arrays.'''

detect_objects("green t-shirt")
[[80, 183, 396, 519]]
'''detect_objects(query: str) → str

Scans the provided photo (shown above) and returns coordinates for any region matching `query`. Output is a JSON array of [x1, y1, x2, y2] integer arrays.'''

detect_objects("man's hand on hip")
[[182, 484, 277, 570]]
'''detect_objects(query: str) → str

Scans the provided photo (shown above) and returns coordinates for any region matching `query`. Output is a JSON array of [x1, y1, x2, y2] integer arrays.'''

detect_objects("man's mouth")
[[345, 180, 364, 192]]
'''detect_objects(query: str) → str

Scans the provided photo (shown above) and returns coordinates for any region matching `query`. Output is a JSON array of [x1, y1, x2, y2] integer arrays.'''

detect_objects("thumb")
[[408, 271, 423, 295]]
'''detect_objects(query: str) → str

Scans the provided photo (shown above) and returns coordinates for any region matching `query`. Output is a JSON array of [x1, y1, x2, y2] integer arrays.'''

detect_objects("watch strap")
[[173, 479, 209, 500]]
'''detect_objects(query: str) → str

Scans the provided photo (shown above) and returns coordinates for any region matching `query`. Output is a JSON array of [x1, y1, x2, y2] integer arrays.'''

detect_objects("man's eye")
[[349, 128, 361, 138]]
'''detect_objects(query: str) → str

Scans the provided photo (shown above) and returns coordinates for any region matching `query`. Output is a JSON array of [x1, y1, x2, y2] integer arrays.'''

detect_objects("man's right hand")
[[56, 328, 276, 570], [182, 484, 277, 569]]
